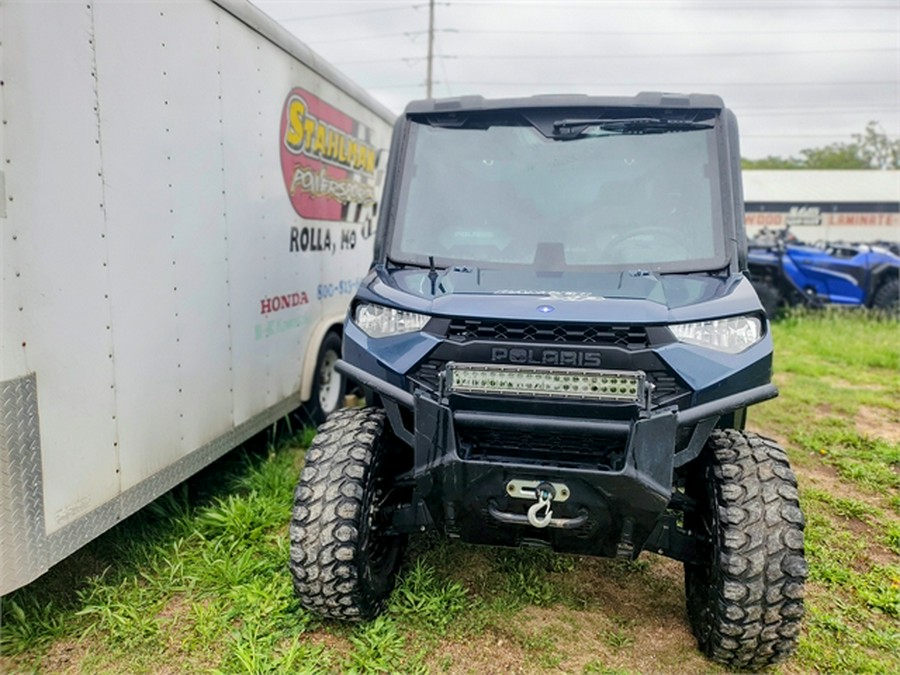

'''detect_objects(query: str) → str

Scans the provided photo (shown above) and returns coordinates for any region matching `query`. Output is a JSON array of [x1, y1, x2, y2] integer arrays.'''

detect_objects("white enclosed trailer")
[[0, 0, 394, 594]]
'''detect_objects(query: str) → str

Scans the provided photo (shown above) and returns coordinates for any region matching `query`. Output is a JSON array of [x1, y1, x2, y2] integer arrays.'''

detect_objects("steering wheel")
[[602, 226, 693, 261]]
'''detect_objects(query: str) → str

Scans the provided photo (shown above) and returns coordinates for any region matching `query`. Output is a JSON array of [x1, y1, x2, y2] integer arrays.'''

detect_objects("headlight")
[[670, 316, 762, 354], [354, 303, 429, 338]]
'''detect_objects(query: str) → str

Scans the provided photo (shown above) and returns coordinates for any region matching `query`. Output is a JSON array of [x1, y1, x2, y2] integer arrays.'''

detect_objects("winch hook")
[[526, 482, 556, 528]]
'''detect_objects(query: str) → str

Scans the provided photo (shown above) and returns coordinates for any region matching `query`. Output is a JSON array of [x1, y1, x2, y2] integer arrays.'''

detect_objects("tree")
[[797, 143, 871, 170], [852, 122, 900, 169], [742, 122, 900, 170], [742, 155, 803, 170]]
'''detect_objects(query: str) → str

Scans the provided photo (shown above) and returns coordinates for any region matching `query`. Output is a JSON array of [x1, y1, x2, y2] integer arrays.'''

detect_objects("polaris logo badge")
[[491, 347, 602, 367]]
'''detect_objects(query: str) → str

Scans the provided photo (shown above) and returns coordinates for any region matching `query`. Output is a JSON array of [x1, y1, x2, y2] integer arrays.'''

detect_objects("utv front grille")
[[457, 428, 627, 471], [410, 358, 444, 391], [446, 319, 649, 349]]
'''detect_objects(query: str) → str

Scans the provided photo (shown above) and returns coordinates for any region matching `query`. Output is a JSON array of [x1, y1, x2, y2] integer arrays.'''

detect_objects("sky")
[[252, 0, 900, 161]]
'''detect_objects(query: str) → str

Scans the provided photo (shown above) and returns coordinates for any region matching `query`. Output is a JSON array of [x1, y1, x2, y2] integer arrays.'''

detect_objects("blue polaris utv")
[[747, 227, 900, 316], [290, 93, 807, 670]]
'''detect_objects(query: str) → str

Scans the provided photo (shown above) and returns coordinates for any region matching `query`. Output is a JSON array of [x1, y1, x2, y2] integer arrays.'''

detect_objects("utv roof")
[[404, 91, 726, 115]]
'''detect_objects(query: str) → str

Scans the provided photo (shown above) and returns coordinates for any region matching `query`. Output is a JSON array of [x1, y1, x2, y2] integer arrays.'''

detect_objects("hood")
[[358, 265, 761, 324]]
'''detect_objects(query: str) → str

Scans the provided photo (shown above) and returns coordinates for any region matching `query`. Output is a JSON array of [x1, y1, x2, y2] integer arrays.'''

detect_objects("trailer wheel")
[[290, 407, 404, 621], [304, 331, 344, 425], [683, 430, 807, 670], [872, 278, 899, 313]]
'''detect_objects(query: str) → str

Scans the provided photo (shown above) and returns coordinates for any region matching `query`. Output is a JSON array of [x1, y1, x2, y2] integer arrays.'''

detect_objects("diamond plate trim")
[[1, 381, 304, 595], [0, 373, 47, 594]]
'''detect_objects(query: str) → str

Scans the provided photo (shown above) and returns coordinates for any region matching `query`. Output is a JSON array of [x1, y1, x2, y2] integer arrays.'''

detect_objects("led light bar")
[[445, 363, 645, 402]]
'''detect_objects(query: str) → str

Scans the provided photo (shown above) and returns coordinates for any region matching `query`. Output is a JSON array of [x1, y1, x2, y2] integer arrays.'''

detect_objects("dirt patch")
[[821, 377, 885, 392], [154, 597, 217, 673], [772, 372, 794, 387], [799, 459, 854, 495], [426, 553, 727, 675], [426, 600, 719, 675], [752, 406, 896, 515], [855, 405, 900, 444], [828, 515, 899, 570], [768, 428, 900, 569], [156, 593, 190, 621], [816, 402, 835, 416], [303, 626, 354, 661], [425, 626, 531, 674], [797, 452, 895, 513], [34, 639, 93, 674]]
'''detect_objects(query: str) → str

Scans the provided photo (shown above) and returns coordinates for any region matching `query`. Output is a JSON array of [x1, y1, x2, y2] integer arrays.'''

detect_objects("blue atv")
[[289, 93, 808, 670], [747, 227, 900, 316]]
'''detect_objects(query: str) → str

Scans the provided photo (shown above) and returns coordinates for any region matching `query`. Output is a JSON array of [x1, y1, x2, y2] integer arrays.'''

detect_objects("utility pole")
[[426, 0, 434, 98]]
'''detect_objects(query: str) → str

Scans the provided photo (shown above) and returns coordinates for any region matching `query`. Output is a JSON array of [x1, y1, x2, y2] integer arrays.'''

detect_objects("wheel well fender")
[[747, 258, 779, 277], [300, 316, 345, 404], [872, 263, 899, 288], [868, 265, 899, 305], [755, 255, 811, 300], [748, 262, 787, 292]]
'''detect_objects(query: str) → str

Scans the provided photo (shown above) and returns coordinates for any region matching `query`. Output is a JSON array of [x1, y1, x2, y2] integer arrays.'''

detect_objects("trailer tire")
[[304, 331, 344, 425], [289, 407, 404, 621], [684, 430, 807, 670], [872, 278, 899, 313]]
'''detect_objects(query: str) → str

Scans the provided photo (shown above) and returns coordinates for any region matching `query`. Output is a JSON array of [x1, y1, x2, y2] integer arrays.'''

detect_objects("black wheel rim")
[[685, 464, 720, 649], [359, 447, 402, 595]]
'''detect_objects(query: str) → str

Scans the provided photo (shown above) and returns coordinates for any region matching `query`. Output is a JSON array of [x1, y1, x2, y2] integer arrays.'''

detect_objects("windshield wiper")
[[552, 117, 713, 140], [387, 256, 479, 295], [660, 266, 730, 278], [386, 257, 434, 270]]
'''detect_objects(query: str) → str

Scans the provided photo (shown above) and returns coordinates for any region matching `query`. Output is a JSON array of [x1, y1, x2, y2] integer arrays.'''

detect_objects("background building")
[[743, 170, 899, 244]]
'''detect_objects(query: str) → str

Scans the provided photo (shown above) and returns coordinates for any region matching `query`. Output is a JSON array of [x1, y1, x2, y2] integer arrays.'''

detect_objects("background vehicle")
[[748, 228, 900, 315], [290, 93, 808, 669], [0, 0, 392, 595]]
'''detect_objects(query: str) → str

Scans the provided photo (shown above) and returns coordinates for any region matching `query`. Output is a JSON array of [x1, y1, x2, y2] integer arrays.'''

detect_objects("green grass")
[[1, 309, 898, 673], [388, 559, 471, 632], [755, 310, 899, 499], [753, 309, 900, 673]]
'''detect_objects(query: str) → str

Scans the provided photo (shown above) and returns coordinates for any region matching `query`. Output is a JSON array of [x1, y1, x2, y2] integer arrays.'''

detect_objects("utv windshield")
[[388, 112, 727, 273]]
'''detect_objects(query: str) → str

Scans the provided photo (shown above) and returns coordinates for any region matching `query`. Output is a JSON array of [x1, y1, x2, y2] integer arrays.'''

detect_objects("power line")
[[743, 133, 900, 138], [335, 57, 438, 65], [367, 81, 896, 89], [738, 108, 899, 116], [455, 28, 898, 36], [444, 80, 896, 87], [739, 104, 900, 110], [333, 48, 896, 66], [311, 29, 458, 45], [277, 4, 414, 22], [307, 31, 411, 45], [447, 0, 898, 9], [454, 47, 897, 57], [308, 27, 895, 44], [367, 83, 430, 89]]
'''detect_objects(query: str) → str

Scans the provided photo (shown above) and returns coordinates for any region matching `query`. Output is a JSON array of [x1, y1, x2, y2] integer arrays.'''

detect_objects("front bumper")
[[336, 359, 776, 558]]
